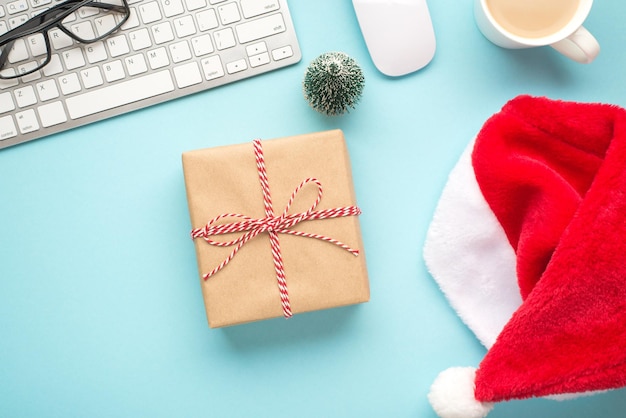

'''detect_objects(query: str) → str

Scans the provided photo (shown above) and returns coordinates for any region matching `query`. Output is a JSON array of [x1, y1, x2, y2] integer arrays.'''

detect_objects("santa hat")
[[424, 95, 626, 418]]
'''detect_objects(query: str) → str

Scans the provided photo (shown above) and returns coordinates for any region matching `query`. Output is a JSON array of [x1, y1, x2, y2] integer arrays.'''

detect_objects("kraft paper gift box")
[[182, 130, 370, 328]]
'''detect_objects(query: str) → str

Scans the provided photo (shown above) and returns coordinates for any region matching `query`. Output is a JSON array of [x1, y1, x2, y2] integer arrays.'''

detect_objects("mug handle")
[[550, 26, 600, 64]]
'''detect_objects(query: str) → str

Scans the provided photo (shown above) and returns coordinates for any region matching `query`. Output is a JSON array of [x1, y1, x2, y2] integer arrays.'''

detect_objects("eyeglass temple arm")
[[90, 2, 129, 12], [52, 0, 128, 15]]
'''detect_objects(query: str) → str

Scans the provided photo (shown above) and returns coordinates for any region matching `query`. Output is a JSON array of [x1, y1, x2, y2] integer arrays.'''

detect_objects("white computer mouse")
[[352, 0, 436, 77]]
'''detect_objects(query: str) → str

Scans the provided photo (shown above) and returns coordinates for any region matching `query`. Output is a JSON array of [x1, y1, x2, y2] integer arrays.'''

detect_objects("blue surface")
[[2, 1, 626, 417]]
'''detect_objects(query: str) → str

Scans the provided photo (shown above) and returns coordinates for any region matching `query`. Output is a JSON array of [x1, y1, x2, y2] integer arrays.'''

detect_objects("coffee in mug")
[[474, 0, 599, 63], [485, 0, 581, 38]]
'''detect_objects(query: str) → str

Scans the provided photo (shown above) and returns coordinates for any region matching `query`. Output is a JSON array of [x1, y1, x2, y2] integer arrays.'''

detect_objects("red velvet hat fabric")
[[471, 95, 626, 401]]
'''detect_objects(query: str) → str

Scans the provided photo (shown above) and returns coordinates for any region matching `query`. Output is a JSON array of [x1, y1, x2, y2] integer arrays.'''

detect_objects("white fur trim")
[[423, 142, 522, 348], [429, 367, 494, 418]]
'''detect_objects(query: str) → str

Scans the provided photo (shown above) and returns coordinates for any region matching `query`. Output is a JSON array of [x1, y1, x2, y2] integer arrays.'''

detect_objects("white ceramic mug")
[[474, 0, 600, 64]]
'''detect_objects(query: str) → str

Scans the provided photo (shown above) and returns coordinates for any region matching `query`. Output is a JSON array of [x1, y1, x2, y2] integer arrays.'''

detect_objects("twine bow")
[[191, 139, 361, 318]]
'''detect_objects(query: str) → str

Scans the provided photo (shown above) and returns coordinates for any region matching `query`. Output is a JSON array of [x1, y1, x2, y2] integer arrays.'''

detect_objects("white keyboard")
[[0, 0, 301, 150]]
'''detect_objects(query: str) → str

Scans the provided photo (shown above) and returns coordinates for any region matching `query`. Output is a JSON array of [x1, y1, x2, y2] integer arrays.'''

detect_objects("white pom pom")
[[428, 367, 494, 418]]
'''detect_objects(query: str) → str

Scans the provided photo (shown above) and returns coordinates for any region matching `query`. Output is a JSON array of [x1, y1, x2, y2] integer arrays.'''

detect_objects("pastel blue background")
[[2, 1, 626, 417]]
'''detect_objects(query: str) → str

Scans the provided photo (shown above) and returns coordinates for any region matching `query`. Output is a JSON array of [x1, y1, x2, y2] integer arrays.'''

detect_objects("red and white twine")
[[190, 139, 361, 319]]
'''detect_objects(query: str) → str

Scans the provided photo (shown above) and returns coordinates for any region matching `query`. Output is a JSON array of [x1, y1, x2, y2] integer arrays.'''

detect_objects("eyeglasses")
[[0, 0, 130, 80]]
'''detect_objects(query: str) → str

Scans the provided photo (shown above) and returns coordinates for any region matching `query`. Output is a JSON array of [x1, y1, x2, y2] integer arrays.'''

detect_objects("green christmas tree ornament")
[[303, 52, 365, 116]]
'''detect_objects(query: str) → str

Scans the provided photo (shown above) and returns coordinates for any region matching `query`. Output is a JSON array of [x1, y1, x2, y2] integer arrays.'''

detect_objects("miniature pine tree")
[[303, 52, 365, 116]]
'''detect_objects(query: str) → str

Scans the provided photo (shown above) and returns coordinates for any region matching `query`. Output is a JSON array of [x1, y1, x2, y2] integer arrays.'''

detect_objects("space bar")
[[66, 70, 175, 119]]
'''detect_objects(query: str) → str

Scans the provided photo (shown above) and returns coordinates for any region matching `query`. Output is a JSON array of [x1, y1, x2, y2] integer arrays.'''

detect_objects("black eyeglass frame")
[[0, 0, 130, 80]]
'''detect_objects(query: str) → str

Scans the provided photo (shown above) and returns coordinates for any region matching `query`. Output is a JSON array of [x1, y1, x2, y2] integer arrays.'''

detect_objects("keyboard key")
[[121, 7, 141, 30], [18, 62, 42, 82], [271, 45, 293, 61], [214, 28, 236, 50], [80, 67, 104, 89], [139, 1, 162, 24], [94, 14, 119, 37], [249, 52, 270, 67], [0, 116, 18, 140], [174, 15, 197, 38], [15, 109, 39, 134], [69, 20, 96, 40], [103, 60, 126, 82], [196, 9, 218, 32], [246, 41, 267, 56], [173, 62, 203, 88], [0, 71, 19, 89], [162, 0, 185, 17], [200, 55, 224, 80], [226, 58, 247, 74], [147, 47, 170, 69], [7, 1, 28, 15], [38, 101, 67, 128], [62, 48, 86, 70], [218, 3, 241, 25], [27, 33, 47, 57], [49, 28, 74, 50], [85, 41, 108, 64], [0, 92, 16, 113], [124, 53, 148, 75], [107, 35, 131, 57], [169, 40, 192, 63], [7, 39, 29, 63], [65, 70, 175, 119], [14, 86, 37, 108], [77, 5, 100, 19], [185, 0, 207, 11], [31, 0, 53, 7], [130, 28, 152, 50], [59, 10, 77, 24], [43, 54, 64, 76], [35, 79, 60, 101], [235, 13, 285, 44], [240, 0, 279, 18], [59, 73, 82, 95], [152, 21, 175, 44], [191, 34, 214, 56], [9, 15, 29, 29]]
